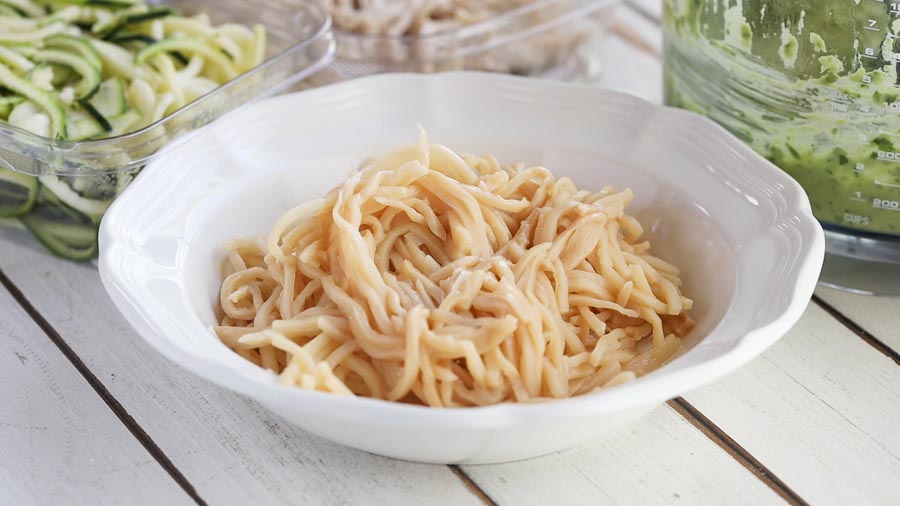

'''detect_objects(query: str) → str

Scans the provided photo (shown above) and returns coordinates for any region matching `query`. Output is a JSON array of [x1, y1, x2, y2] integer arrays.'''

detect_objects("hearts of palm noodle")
[[321, 0, 534, 36], [215, 133, 694, 407]]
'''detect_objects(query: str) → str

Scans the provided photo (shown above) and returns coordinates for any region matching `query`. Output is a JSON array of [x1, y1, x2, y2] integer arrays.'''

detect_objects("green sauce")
[[664, 0, 900, 235]]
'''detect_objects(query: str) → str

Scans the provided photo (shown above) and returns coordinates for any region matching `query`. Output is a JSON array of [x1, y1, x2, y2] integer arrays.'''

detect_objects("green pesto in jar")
[[664, 0, 900, 235]]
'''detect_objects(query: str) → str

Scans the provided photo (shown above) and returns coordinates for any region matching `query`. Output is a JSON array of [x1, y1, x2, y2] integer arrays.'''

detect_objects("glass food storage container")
[[0, 0, 335, 261], [311, 0, 620, 84], [664, 0, 900, 296]]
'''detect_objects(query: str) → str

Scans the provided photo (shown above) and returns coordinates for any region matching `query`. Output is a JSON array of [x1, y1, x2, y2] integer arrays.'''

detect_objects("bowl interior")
[[178, 130, 737, 377]]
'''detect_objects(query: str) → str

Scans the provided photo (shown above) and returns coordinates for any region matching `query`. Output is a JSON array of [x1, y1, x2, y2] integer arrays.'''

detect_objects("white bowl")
[[98, 73, 824, 464]]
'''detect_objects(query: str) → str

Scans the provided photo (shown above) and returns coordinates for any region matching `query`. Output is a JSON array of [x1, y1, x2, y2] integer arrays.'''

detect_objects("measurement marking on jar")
[[873, 198, 900, 211], [876, 153, 900, 162], [875, 179, 900, 188]]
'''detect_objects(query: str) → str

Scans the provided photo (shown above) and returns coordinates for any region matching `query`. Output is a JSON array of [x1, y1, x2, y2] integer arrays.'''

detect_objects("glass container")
[[0, 0, 335, 260], [664, 0, 900, 295]]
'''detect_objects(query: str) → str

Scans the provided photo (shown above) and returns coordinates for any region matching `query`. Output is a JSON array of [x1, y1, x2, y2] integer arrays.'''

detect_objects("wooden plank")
[[0, 282, 193, 506], [0, 238, 788, 506], [626, 0, 662, 21], [613, 3, 662, 56], [683, 304, 900, 506], [599, 32, 662, 103], [815, 287, 900, 357], [0, 244, 787, 505], [0, 239, 483, 506], [462, 406, 786, 506], [595, 4, 664, 104]]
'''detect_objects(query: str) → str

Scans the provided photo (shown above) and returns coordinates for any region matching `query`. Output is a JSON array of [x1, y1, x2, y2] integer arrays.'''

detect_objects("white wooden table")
[[3, 2, 900, 505]]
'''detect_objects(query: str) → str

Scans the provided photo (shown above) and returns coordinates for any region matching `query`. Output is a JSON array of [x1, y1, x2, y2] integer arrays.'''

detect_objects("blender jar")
[[663, 0, 900, 295]]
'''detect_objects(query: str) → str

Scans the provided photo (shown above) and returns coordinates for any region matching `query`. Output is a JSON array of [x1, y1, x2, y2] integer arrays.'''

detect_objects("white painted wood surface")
[[683, 304, 900, 506], [4, 2, 900, 505], [627, 0, 662, 20], [0, 284, 193, 506], [816, 287, 900, 355], [0, 219, 784, 505], [0, 240, 484, 506], [464, 406, 785, 506], [600, 4, 664, 103]]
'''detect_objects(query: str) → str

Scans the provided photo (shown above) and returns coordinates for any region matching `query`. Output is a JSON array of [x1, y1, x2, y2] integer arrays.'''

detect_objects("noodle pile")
[[215, 134, 694, 407], [320, 0, 533, 36]]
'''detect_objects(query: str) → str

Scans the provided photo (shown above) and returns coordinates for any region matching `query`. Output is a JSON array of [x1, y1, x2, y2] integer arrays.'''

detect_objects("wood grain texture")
[[0, 240, 482, 506], [462, 406, 786, 506], [683, 304, 900, 506], [815, 287, 900, 356], [612, 2, 662, 56], [626, 0, 662, 21], [597, 33, 662, 103], [0, 283, 193, 506], [0, 237, 792, 505], [598, 4, 663, 103]]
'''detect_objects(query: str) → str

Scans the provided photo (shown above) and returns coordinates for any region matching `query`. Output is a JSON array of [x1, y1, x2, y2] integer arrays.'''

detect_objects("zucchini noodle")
[[216, 133, 695, 407]]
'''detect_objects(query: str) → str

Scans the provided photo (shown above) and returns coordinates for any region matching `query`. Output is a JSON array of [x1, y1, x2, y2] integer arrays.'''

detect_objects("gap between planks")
[[449, 466, 500, 506], [0, 264, 497, 506], [811, 295, 900, 367], [610, 4, 809, 504], [0, 268, 209, 506], [667, 398, 809, 506]]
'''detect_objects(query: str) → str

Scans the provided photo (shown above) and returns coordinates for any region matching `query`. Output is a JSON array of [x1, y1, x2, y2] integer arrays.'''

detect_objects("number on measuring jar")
[[873, 198, 900, 210]]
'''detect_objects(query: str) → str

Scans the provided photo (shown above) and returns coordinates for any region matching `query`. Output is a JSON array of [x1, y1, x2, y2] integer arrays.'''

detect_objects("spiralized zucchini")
[[0, 0, 268, 261], [0, 0, 267, 140]]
